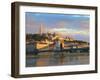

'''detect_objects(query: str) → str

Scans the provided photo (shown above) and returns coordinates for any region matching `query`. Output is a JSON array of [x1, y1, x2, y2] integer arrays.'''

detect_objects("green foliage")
[[26, 34, 49, 41]]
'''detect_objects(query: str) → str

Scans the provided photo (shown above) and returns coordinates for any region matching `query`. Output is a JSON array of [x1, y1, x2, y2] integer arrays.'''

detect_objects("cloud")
[[49, 28, 89, 36]]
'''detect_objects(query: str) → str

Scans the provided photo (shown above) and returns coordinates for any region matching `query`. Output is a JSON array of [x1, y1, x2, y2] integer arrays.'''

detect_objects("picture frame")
[[11, 2, 98, 78]]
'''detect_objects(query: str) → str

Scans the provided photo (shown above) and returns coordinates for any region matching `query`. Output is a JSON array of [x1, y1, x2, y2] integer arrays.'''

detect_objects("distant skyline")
[[25, 12, 90, 42]]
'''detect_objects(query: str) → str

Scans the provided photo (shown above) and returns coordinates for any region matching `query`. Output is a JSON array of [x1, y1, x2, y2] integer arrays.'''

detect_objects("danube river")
[[26, 52, 89, 67]]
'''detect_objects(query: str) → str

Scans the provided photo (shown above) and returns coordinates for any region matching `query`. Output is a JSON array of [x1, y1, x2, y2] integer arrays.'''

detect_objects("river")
[[26, 52, 89, 67]]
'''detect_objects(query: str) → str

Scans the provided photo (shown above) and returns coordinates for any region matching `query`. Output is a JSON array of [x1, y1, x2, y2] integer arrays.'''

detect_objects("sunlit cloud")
[[49, 28, 89, 36]]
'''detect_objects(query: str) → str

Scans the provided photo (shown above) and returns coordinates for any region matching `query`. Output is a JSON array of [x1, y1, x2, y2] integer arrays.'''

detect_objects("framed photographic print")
[[11, 2, 98, 78]]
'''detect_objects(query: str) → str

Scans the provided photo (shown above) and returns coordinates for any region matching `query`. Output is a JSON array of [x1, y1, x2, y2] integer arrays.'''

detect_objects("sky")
[[25, 12, 90, 42]]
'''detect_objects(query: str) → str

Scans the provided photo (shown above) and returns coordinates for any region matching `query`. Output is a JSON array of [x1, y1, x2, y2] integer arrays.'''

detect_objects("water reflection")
[[26, 52, 89, 67]]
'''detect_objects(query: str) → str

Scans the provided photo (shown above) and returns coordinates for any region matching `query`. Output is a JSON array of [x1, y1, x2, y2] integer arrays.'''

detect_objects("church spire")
[[39, 23, 43, 35]]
